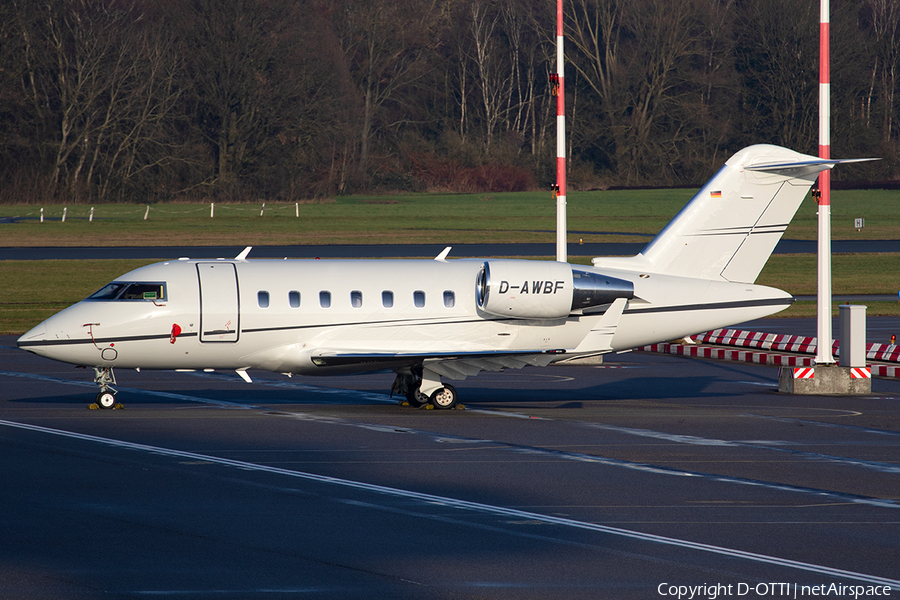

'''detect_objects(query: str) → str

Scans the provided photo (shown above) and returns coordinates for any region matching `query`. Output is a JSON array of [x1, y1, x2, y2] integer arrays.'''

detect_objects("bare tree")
[[862, 0, 900, 143], [732, 0, 818, 152], [568, 0, 707, 183], [332, 0, 447, 184], [2, 0, 189, 202]]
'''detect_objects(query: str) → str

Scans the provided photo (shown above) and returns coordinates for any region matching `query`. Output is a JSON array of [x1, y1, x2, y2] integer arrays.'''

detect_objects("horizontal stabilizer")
[[745, 157, 877, 174]]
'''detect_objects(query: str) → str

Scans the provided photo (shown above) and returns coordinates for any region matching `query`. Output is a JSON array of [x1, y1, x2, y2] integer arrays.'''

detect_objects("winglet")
[[235, 246, 252, 260], [435, 246, 452, 261], [573, 297, 628, 353]]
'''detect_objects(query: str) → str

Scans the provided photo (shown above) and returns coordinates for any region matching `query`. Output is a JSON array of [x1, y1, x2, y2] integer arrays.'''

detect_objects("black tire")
[[429, 384, 458, 410], [96, 391, 116, 409], [405, 384, 429, 408]]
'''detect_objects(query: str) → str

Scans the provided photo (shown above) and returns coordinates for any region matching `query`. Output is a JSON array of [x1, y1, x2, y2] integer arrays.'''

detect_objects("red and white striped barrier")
[[865, 343, 900, 363], [777, 366, 871, 379], [871, 365, 900, 378], [641, 343, 815, 368], [640, 330, 897, 378], [850, 367, 872, 379], [691, 329, 839, 355], [690, 329, 900, 364], [790, 367, 816, 379]]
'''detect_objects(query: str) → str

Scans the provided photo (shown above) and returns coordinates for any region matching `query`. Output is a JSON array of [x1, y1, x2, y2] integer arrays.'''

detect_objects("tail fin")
[[592, 144, 870, 283]]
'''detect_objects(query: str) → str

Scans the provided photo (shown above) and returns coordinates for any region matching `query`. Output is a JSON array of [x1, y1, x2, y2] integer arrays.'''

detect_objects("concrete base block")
[[778, 366, 871, 395]]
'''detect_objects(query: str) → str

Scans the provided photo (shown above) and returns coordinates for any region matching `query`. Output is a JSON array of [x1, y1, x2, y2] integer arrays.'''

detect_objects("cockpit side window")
[[89, 283, 128, 300], [88, 282, 166, 301]]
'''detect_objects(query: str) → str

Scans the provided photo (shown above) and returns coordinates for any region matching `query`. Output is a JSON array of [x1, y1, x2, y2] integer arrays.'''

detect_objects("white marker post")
[[816, 0, 834, 365]]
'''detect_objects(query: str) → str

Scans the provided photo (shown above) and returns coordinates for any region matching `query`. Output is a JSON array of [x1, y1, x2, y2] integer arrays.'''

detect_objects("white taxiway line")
[[3, 369, 898, 509], [1, 418, 898, 590]]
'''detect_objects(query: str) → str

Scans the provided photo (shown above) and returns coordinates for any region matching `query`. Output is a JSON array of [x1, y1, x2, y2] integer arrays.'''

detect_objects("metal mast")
[[816, 0, 834, 364], [554, 0, 567, 263]]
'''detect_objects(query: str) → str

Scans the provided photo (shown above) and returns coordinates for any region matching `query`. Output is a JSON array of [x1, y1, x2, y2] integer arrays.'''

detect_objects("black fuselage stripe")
[[17, 332, 195, 348], [623, 297, 791, 315]]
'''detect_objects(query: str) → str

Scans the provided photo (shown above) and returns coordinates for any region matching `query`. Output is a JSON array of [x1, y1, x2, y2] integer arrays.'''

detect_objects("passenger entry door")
[[197, 263, 239, 342]]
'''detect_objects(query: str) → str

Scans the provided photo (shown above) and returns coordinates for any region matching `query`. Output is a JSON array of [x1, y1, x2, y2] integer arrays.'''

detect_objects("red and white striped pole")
[[816, 0, 834, 364], [555, 0, 567, 263]]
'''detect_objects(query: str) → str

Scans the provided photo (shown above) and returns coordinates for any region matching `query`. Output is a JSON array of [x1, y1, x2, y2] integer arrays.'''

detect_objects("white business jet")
[[17, 145, 864, 409]]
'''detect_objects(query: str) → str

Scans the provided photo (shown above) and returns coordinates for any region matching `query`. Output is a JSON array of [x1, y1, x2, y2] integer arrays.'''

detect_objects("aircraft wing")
[[309, 349, 562, 379]]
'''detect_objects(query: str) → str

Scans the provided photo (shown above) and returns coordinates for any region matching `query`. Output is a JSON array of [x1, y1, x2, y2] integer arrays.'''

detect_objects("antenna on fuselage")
[[235, 246, 252, 260]]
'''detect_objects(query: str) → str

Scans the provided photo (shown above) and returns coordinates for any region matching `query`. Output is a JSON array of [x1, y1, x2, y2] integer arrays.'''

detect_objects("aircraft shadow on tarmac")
[[15, 374, 741, 410], [471, 376, 744, 405]]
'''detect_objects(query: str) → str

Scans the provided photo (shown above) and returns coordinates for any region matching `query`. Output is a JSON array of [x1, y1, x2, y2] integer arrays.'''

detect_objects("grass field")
[[1, 187, 897, 246], [1, 190, 898, 334]]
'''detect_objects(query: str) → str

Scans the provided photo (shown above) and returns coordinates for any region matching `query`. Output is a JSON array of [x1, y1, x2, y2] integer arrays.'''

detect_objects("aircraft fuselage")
[[18, 256, 790, 375]]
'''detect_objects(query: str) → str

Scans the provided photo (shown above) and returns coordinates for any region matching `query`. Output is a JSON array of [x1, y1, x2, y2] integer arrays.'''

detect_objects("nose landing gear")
[[93, 367, 120, 409]]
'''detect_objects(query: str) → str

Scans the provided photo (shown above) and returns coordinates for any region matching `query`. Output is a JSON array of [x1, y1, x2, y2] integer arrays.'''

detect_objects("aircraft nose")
[[17, 322, 47, 347], [17, 321, 50, 357]]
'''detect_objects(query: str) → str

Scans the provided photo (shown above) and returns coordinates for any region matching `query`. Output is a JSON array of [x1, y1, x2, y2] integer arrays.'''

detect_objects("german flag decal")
[[710, 190, 722, 198]]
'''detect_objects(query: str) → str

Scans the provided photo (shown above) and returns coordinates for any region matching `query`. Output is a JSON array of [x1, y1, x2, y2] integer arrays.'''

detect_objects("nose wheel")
[[96, 390, 117, 409], [92, 367, 120, 409]]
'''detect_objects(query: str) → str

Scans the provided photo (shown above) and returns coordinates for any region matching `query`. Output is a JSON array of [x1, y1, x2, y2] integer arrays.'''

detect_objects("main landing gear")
[[392, 371, 460, 410], [93, 367, 119, 409]]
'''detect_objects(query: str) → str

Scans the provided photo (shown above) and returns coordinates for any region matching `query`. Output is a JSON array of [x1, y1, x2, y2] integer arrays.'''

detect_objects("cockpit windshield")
[[88, 282, 166, 301]]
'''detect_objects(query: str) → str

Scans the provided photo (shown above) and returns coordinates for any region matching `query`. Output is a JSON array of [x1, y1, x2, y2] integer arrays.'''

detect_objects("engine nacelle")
[[476, 261, 634, 319]]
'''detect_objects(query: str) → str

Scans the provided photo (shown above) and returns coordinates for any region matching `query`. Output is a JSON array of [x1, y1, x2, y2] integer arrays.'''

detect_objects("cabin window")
[[443, 290, 455, 308], [258, 291, 270, 308], [382, 290, 394, 308], [414, 290, 426, 308], [319, 291, 331, 308], [351, 290, 363, 308], [88, 282, 166, 301], [289, 290, 301, 308]]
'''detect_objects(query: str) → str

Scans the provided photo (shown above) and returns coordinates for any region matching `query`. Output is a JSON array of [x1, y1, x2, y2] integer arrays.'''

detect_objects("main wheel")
[[405, 384, 429, 408], [96, 391, 116, 409], [429, 385, 458, 410]]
